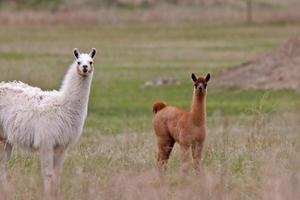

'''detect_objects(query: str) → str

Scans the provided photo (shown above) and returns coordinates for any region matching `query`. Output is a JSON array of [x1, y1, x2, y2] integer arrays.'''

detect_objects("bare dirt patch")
[[216, 37, 300, 93]]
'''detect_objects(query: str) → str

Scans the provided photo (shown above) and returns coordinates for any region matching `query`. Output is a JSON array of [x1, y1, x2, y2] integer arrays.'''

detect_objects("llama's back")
[[153, 102, 187, 121], [0, 81, 59, 107], [0, 81, 62, 149]]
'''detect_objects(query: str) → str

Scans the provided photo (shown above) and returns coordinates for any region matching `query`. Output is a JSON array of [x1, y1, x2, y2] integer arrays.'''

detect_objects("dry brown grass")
[[0, 112, 299, 199]]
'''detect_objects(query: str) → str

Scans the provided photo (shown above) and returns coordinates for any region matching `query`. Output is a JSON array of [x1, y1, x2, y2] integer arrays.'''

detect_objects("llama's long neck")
[[60, 62, 93, 112], [191, 89, 206, 126]]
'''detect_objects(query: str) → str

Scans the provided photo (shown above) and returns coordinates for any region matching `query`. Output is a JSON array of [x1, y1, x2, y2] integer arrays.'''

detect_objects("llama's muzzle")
[[82, 65, 88, 73]]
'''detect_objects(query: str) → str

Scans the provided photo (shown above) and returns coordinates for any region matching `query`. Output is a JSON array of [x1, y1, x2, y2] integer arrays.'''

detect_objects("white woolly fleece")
[[0, 58, 94, 150]]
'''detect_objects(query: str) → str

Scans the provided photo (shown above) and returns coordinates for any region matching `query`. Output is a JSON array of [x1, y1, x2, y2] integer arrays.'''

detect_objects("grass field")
[[0, 22, 299, 199]]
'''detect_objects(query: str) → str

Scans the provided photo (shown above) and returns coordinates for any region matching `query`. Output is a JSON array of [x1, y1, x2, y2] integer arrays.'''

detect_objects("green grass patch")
[[0, 23, 299, 135]]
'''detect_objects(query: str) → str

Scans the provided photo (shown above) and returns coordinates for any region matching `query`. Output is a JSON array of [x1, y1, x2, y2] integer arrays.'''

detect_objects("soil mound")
[[216, 37, 300, 93]]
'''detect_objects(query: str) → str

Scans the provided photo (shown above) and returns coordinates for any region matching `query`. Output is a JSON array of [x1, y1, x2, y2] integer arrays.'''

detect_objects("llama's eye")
[[89, 61, 93, 65], [77, 62, 81, 65], [204, 83, 207, 88]]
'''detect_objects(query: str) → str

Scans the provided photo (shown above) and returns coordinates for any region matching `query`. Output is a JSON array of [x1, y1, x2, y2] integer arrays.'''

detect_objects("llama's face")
[[74, 48, 96, 77], [191, 73, 210, 94]]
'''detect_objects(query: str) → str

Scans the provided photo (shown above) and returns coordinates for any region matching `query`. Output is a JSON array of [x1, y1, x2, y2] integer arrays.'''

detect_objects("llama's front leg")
[[52, 148, 67, 198], [180, 144, 191, 175], [39, 146, 54, 199], [0, 142, 13, 181], [192, 142, 204, 174]]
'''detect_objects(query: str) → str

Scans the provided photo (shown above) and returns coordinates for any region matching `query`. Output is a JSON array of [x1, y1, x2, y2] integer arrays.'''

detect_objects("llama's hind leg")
[[39, 146, 55, 199], [192, 142, 204, 174], [156, 136, 175, 173], [0, 142, 13, 181]]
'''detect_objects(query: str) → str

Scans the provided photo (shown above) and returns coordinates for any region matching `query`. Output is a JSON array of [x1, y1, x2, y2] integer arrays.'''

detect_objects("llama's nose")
[[83, 65, 88, 69]]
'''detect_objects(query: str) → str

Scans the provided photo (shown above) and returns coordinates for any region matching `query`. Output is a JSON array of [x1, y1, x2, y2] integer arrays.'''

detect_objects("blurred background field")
[[1, 0, 300, 24], [0, 0, 299, 199]]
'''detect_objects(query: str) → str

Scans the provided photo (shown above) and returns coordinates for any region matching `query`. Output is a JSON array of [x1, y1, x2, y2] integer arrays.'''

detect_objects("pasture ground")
[[0, 22, 299, 199]]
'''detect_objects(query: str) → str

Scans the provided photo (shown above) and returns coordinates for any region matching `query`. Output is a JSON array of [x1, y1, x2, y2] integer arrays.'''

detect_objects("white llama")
[[0, 48, 96, 197]]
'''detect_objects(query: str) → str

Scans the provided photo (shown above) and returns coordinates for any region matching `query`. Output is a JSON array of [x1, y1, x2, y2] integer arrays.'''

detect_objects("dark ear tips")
[[90, 48, 97, 58], [191, 73, 197, 82], [205, 73, 211, 82], [73, 48, 79, 59]]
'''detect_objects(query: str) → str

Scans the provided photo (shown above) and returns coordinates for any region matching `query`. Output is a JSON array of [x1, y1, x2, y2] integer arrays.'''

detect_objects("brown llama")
[[152, 73, 210, 174]]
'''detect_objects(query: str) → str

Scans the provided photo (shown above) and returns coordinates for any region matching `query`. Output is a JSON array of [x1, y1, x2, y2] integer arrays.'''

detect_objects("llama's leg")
[[52, 148, 67, 197], [157, 136, 175, 173], [0, 142, 13, 181], [180, 144, 191, 175], [39, 146, 54, 199], [0, 142, 13, 200], [192, 142, 204, 174]]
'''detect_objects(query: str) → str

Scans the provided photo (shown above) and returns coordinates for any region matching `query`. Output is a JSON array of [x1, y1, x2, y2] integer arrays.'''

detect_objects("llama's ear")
[[89, 48, 96, 58], [73, 48, 80, 59], [191, 73, 197, 82], [205, 73, 211, 82]]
